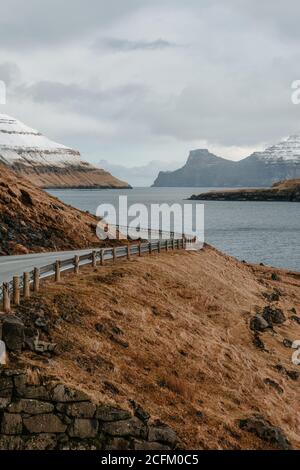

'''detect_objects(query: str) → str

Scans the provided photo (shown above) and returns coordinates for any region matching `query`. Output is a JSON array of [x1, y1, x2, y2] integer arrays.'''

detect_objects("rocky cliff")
[[153, 135, 300, 187], [189, 178, 300, 201], [0, 114, 130, 189]]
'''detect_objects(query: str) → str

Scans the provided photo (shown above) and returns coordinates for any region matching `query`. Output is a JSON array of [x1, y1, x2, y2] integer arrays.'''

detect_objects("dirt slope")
[[0, 165, 118, 255], [11, 245, 300, 450]]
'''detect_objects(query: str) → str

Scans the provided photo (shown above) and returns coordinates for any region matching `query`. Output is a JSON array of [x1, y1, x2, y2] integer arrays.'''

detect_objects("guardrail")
[[110, 224, 186, 241], [1, 237, 188, 314]]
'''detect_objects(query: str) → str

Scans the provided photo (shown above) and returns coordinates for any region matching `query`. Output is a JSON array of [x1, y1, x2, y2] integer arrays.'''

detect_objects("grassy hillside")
[[11, 245, 300, 449]]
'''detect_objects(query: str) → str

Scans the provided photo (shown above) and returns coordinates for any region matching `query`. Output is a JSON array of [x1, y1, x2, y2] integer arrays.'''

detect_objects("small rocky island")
[[189, 178, 300, 202]]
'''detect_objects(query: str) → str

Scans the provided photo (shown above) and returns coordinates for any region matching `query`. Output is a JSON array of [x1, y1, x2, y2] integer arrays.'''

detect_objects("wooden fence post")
[[74, 256, 79, 274], [55, 261, 61, 282], [138, 241, 142, 257], [113, 247, 117, 262], [33, 268, 40, 292], [92, 250, 97, 268], [13, 276, 20, 306], [2, 283, 10, 313], [100, 249, 104, 266], [166, 240, 168, 252], [172, 239, 175, 250], [23, 272, 30, 299], [149, 242, 152, 255], [127, 245, 130, 260], [158, 240, 161, 253]]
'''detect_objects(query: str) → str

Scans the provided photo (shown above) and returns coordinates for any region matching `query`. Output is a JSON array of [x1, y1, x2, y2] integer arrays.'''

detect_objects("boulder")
[[1, 316, 24, 352], [0, 376, 13, 398], [8, 399, 54, 415], [106, 437, 132, 450], [23, 414, 67, 434], [68, 418, 98, 438], [252, 333, 265, 350], [262, 306, 286, 326], [134, 440, 171, 450], [21, 385, 50, 401], [263, 378, 284, 394], [0, 397, 11, 409], [129, 400, 150, 422], [291, 315, 300, 324], [148, 422, 177, 446], [64, 402, 96, 418], [0, 436, 23, 450], [51, 384, 90, 403], [283, 338, 293, 348], [239, 416, 291, 450], [102, 417, 147, 439], [95, 405, 131, 422], [23, 434, 57, 450], [249, 315, 269, 332], [1, 413, 22, 435]]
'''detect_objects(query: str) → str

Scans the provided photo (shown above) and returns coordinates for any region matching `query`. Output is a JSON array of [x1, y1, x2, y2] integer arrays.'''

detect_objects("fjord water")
[[48, 187, 300, 272]]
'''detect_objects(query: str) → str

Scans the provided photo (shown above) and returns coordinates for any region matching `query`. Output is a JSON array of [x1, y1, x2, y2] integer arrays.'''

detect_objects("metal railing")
[[110, 224, 187, 241], [1, 237, 188, 313]]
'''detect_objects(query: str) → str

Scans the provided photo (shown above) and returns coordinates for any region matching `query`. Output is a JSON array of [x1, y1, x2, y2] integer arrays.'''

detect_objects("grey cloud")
[[1, 0, 300, 164], [0, 62, 21, 86], [92, 37, 178, 52], [18, 80, 147, 120], [0, 0, 143, 48]]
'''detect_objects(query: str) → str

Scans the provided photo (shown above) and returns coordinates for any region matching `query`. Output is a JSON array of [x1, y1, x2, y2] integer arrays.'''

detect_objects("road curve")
[[0, 248, 97, 284]]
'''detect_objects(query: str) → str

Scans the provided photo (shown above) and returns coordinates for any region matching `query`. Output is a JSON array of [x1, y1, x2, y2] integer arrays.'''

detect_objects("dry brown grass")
[[11, 245, 300, 450], [0, 164, 130, 255]]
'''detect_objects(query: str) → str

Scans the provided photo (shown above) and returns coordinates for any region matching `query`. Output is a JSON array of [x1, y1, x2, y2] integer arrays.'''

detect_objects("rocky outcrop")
[[239, 415, 292, 450], [0, 114, 130, 189], [153, 135, 300, 187], [189, 178, 300, 201], [0, 368, 177, 450]]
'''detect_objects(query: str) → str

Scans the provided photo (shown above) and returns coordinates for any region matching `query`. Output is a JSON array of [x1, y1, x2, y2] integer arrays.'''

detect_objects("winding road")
[[0, 249, 95, 284]]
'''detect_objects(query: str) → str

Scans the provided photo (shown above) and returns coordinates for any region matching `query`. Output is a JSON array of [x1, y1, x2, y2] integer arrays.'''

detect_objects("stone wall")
[[0, 367, 177, 450]]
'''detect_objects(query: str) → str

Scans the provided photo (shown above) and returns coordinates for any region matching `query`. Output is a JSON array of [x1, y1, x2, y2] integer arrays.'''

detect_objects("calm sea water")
[[48, 187, 300, 272]]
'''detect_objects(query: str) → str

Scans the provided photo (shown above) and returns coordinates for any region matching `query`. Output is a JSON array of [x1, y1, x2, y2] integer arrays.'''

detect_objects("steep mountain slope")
[[190, 178, 300, 201], [153, 149, 236, 187], [0, 114, 129, 189], [10, 246, 300, 450], [0, 165, 120, 255], [153, 135, 300, 187]]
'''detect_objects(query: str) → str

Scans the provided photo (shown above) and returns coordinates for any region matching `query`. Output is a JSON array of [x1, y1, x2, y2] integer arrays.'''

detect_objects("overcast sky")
[[1, 0, 300, 166]]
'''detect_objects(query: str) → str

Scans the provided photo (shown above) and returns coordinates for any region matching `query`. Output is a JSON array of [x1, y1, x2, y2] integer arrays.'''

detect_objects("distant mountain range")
[[99, 159, 182, 187], [0, 114, 130, 189], [152, 135, 300, 187]]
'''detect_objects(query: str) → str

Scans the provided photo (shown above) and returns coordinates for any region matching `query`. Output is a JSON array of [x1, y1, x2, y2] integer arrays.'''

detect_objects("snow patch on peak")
[[0, 113, 81, 168], [252, 134, 300, 163]]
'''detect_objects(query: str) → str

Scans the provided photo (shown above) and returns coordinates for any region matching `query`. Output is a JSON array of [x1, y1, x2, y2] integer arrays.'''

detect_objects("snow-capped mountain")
[[0, 114, 129, 188], [250, 134, 300, 163], [153, 135, 300, 187]]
